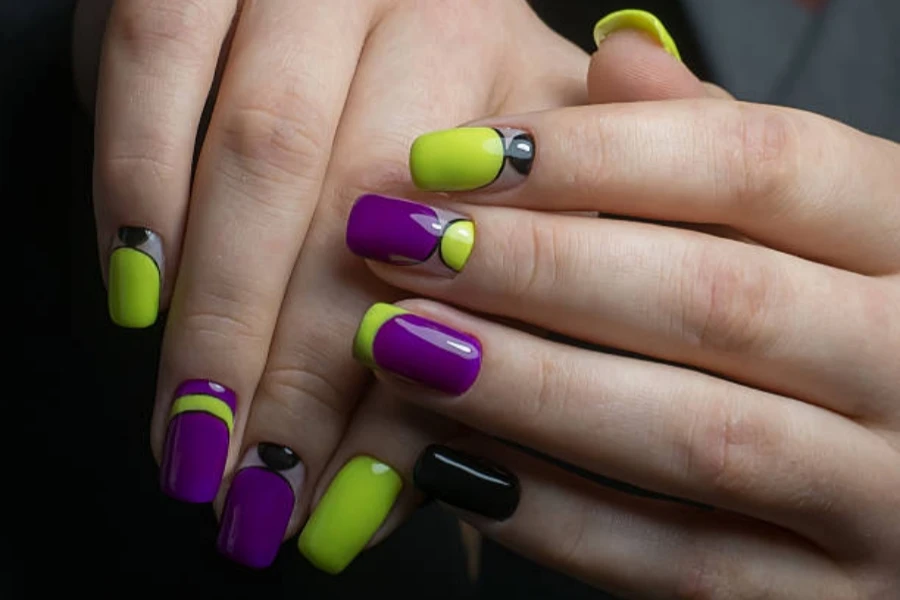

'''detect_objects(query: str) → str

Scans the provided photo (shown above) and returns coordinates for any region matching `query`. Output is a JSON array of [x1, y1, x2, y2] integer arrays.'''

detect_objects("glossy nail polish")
[[217, 443, 304, 569], [346, 194, 475, 275], [593, 10, 681, 60], [160, 379, 235, 503], [298, 456, 402, 574], [414, 445, 519, 521], [409, 127, 534, 192], [108, 226, 163, 328], [353, 303, 482, 395]]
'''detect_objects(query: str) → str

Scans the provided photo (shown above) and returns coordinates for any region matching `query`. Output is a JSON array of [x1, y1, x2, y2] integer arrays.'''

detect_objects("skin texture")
[[343, 44, 900, 600]]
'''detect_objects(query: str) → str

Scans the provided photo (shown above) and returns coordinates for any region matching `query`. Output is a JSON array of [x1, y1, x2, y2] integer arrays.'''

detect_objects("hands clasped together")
[[90, 1, 899, 597]]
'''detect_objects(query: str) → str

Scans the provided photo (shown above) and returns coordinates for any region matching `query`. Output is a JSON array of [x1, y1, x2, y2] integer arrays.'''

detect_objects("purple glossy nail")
[[218, 444, 305, 569], [354, 303, 482, 395], [346, 194, 475, 275], [160, 379, 236, 503]]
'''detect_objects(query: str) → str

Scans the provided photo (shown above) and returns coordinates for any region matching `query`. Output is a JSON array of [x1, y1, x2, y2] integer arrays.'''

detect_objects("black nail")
[[413, 445, 519, 521]]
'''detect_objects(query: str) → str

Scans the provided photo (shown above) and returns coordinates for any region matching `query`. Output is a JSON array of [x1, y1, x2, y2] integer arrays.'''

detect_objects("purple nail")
[[218, 444, 304, 569], [160, 379, 236, 503], [354, 303, 482, 395], [346, 194, 475, 275]]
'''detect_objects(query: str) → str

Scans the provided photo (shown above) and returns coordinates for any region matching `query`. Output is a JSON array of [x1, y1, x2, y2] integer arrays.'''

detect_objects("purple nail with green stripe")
[[353, 303, 482, 395], [160, 379, 236, 503], [346, 194, 475, 276]]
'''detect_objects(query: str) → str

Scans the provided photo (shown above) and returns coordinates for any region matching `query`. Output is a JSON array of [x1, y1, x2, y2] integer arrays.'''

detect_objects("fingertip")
[[587, 29, 707, 103]]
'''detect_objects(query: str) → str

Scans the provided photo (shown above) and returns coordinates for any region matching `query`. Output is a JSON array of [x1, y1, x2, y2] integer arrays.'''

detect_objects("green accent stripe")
[[352, 303, 410, 368], [169, 394, 234, 435]]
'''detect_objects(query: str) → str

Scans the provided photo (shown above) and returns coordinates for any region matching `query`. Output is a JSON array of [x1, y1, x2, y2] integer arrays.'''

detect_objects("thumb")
[[587, 10, 722, 103]]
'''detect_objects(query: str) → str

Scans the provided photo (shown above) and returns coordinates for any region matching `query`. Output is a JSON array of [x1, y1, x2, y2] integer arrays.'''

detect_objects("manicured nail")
[[353, 303, 482, 395], [347, 194, 475, 275], [414, 445, 519, 521], [298, 456, 402, 574], [217, 443, 304, 569], [160, 379, 236, 503], [108, 226, 163, 328], [410, 127, 534, 192], [593, 9, 681, 61]]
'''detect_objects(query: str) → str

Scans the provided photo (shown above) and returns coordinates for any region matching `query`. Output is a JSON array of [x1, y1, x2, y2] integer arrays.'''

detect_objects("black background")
[[7, 1, 708, 597]]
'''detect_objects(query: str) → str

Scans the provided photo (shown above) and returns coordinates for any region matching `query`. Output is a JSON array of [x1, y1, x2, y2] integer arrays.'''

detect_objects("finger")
[[151, 0, 375, 504], [210, 1, 549, 567], [429, 439, 859, 599], [347, 300, 900, 553], [408, 100, 900, 275], [588, 24, 708, 102], [94, 0, 237, 327], [294, 385, 463, 574], [350, 196, 900, 421]]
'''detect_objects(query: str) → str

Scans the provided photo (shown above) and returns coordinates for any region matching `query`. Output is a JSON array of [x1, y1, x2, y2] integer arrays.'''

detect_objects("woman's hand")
[[78, 1, 710, 572], [339, 68, 900, 595]]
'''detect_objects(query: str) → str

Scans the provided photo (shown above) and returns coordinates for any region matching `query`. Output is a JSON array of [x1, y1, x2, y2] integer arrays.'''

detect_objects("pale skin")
[[77, 0, 899, 597]]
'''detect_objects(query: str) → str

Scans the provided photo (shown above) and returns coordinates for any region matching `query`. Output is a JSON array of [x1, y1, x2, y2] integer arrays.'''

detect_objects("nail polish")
[[409, 127, 534, 192], [593, 10, 681, 61], [414, 445, 519, 521], [160, 379, 236, 503], [108, 226, 163, 328], [298, 456, 402, 574], [217, 443, 305, 569], [353, 303, 482, 395], [346, 194, 475, 275]]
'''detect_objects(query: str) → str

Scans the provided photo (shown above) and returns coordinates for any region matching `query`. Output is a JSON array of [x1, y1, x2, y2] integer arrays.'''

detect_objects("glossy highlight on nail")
[[414, 445, 520, 521], [218, 443, 305, 569], [353, 303, 482, 395], [160, 379, 236, 503], [346, 194, 475, 275], [298, 456, 402, 574], [410, 127, 534, 192], [108, 226, 163, 328]]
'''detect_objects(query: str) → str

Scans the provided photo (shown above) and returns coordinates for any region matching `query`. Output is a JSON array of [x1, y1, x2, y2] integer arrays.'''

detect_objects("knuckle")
[[259, 325, 364, 419], [675, 546, 726, 600], [677, 245, 782, 355], [679, 396, 766, 498], [218, 88, 332, 185], [717, 104, 798, 217], [504, 214, 564, 301], [98, 149, 180, 199], [110, 0, 218, 62], [176, 284, 271, 349]]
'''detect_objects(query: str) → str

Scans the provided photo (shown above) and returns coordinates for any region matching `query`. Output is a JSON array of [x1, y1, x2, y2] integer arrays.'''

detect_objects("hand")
[[78, 0, 685, 572], [337, 49, 900, 598]]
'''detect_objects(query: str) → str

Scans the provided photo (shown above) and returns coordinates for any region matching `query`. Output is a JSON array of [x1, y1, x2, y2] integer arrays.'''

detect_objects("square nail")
[[160, 379, 236, 503], [108, 226, 163, 328], [346, 194, 475, 275], [217, 444, 304, 569], [353, 303, 482, 395]]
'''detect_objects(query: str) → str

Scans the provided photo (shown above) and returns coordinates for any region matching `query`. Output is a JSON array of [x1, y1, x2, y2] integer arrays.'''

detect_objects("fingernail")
[[353, 303, 482, 395], [414, 445, 520, 521], [298, 456, 402, 574], [410, 127, 534, 192], [217, 443, 304, 569], [160, 379, 236, 503], [347, 194, 475, 275], [593, 10, 681, 61], [108, 226, 163, 328]]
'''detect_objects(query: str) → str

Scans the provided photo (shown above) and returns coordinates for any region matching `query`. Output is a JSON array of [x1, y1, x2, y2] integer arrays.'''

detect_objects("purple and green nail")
[[217, 443, 305, 569], [346, 194, 475, 276], [160, 379, 236, 503], [353, 303, 482, 395]]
